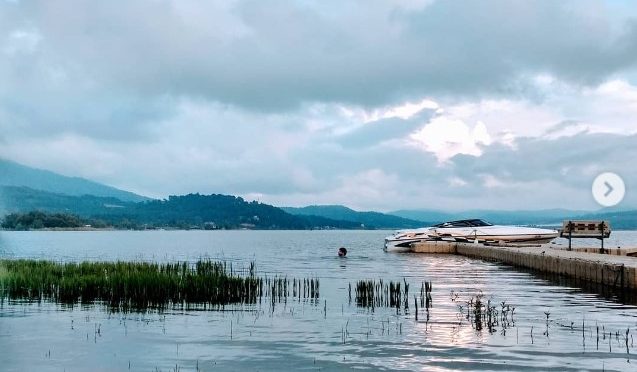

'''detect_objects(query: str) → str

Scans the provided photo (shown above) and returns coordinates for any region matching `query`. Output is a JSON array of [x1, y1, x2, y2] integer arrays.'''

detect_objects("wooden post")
[[621, 264, 625, 296], [568, 221, 573, 251], [600, 221, 605, 254]]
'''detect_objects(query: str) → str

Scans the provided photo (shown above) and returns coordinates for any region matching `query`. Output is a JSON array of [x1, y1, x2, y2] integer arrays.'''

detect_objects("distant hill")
[[0, 186, 134, 216], [3, 186, 636, 230], [388, 209, 453, 224], [0, 187, 361, 230], [389, 209, 593, 226], [110, 194, 363, 229], [390, 208, 637, 229], [572, 210, 637, 230], [3, 158, 634, 230], [0, 159, 149, 202], [282, 205, 426, 228]]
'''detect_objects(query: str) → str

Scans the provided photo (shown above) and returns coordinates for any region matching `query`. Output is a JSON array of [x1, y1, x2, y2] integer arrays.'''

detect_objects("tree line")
[[0, 211, 108, 230], [1, 188, 364, 230]]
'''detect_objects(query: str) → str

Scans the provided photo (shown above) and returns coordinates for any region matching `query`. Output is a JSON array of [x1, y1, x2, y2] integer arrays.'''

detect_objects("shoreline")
[[0, 227, 389, 232], [3, 227, 637, 232]]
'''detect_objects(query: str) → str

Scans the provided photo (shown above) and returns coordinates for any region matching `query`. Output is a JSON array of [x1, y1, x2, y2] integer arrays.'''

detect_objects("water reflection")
[[0, 232, 11, 257]]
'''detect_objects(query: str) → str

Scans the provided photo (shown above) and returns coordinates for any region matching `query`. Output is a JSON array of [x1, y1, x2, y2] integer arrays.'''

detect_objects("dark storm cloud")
[[3, 0, 637, 121], [403, 1, 637, 88]]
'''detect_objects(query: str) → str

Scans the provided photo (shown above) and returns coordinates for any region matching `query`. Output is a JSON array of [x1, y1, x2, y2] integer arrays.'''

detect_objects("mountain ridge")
[[0, 186, 362, 230], [282, 205, 427, 228], [2, 159, 636, 229], [0, 158, 149, 203]]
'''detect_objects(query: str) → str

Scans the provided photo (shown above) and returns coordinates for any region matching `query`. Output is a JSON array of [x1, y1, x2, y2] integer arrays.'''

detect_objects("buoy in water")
[[338, 247, 347, 257]]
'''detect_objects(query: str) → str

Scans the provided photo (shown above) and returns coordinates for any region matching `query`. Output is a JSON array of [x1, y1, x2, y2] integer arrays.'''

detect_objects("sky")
[[1, 0, 636, 211]]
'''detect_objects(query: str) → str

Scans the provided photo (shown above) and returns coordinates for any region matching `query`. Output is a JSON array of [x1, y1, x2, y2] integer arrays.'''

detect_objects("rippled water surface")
[[1, 230, 637, 371]]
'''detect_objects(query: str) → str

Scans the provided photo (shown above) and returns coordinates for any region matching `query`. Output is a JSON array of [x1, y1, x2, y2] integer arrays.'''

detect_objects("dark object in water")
[[338, 247, 347, 257]]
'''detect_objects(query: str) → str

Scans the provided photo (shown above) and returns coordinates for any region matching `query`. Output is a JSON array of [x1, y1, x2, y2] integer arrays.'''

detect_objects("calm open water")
[[1, 230, 637, 371]]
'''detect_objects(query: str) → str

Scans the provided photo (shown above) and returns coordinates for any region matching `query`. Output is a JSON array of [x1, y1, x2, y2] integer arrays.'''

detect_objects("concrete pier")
[[410, 241, 637, 290], [553, 246, 637, 257], [410, 240, 457, 254]]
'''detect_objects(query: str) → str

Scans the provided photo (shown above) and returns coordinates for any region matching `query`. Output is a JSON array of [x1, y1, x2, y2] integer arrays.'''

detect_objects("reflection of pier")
[[411, 241, 637, 290]]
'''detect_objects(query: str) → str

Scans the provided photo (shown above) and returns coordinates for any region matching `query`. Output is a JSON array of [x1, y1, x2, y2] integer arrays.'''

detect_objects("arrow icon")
[[604, 181, 614, 197], [593, 172, 625, 207]]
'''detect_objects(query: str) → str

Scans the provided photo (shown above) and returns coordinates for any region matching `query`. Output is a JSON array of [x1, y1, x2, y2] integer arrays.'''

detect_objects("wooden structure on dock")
[[560, 220, 610, 252]]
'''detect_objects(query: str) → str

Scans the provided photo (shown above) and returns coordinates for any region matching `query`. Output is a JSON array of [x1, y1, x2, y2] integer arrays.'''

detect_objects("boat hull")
[[383, 238, 423, 251], [384, 225, 559, 251]]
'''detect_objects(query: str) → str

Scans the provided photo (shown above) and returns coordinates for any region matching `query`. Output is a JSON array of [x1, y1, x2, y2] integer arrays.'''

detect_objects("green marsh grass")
[[0, 259, 265, 311], [0, 262, 8, 281]]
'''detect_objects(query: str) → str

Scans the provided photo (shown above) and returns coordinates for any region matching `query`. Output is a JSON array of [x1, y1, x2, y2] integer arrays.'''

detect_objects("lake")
[[1, 230, 637, 371]]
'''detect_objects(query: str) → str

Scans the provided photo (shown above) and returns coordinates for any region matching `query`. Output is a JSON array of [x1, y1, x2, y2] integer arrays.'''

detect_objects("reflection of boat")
[[384, 219, 559, 251]]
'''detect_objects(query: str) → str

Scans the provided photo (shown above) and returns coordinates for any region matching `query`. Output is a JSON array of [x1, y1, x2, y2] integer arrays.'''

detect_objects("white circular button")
[[592, 172, 625, 207]]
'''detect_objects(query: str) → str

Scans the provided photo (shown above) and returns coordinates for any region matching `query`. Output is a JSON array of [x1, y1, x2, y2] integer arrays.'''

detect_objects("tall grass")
[[0, 259, 265, 311], [0, 262, 8, 281], [352, 279, 411, 310]]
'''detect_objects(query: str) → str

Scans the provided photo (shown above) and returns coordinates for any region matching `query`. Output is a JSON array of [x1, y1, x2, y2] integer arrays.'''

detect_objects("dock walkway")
[[411, 241, 637, 290]]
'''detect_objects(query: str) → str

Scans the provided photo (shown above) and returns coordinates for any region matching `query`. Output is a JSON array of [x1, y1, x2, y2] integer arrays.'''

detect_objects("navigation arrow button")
[[603, 181, 614, 197], [593, 173, 625, 207]]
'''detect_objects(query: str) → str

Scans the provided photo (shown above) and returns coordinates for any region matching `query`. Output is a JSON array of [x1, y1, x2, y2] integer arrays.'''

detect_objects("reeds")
[[459, 293, 515, 333], [414, 281, 433, 321], [0, 259, 318, 311], [263, 277, 320, 302], [420, 281, 432, 309], [352, 279, 411, 311]]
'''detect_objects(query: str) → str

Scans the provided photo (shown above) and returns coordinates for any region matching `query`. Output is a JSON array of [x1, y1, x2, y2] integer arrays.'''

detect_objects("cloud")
[[336, 109, 435, 149], [2, 1, 637, 141], [1, 1, 637, 211], [1, 0, 637, 116], [410, 116, 491, 161], [451, 132, 637, 194], [543, 120, 582, 136], [1, 96, 635, 211], [2, 28, 41, 55]]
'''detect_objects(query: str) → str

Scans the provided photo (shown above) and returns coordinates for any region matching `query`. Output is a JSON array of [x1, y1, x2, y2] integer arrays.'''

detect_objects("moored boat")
[[384, 219, 558, 251]]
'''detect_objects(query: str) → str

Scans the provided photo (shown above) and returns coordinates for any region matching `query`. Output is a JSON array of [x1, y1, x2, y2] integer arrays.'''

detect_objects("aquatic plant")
[[352, 279, 429, 314], [0, 259, 319, 311], [458, 292, 514, 333]]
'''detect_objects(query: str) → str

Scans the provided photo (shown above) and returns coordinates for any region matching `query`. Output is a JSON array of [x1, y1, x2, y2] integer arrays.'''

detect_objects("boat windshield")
[[433, 219, 493, 228]]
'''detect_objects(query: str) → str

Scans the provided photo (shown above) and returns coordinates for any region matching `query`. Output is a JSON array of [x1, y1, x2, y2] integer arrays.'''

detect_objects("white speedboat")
[[384, 219, 558, 251]]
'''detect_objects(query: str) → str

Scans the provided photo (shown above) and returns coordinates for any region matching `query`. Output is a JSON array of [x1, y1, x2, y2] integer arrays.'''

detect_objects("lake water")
[[1, 230, 637, 371]]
